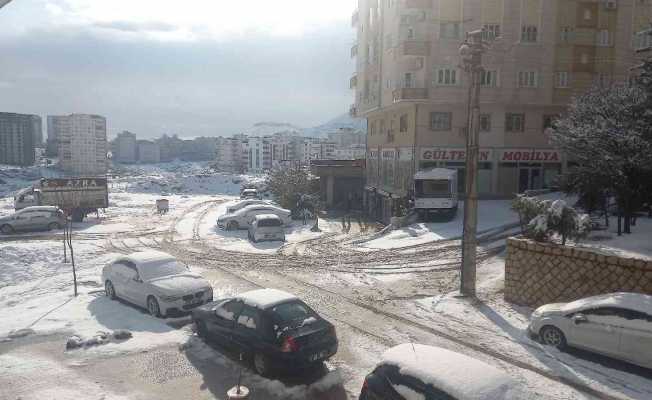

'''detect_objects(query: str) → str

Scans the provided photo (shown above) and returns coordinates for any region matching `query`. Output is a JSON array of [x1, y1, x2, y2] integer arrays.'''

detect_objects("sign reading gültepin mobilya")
[[419, 148, 561, 163]]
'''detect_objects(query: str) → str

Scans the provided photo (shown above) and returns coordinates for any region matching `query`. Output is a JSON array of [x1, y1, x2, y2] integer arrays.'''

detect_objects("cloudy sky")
[[0, 0, 355, 138]]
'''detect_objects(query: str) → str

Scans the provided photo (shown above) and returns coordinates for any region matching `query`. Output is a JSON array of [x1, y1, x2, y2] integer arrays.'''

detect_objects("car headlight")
[[161, 295, 182, 302]]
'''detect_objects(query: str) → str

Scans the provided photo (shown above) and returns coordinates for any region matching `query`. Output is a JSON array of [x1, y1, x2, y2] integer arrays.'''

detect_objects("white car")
[[528, 292, 652, 369], [217, 204, 291, 230], [248, 214, 285, 243], [102, 251, 213, 318], [226, 199, 271, 214], [360, 344, 525, 399]]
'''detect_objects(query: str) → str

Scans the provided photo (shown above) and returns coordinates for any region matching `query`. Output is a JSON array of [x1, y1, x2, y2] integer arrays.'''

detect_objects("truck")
[[14, 177, 109, 222], [413, 168, 458, 221]]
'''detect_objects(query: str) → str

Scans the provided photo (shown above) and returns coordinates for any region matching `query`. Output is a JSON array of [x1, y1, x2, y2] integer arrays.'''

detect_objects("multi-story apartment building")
[[335, 144, 367, 159], [137, 140, 161, 164], [114, 131, 138, 163], [31, 116, 43, 147], [352, 0, 644, 221], [46, 115, 67, 157], [56, 114, 108, 175], [0, 112, 38, 166], [215, 136, 245, 173]]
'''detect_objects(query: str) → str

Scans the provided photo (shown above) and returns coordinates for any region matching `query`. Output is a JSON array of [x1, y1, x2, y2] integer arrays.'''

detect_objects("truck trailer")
[[14, 177, 109, 222]]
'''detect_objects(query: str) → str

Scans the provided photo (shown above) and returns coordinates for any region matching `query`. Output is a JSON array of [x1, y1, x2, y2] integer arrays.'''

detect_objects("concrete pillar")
[[491, 152, 500, 196], [326, 175, 335, 207]]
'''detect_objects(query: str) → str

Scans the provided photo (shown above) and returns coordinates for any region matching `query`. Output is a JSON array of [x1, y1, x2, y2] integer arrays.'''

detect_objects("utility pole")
[[459, 29, 488, 297]]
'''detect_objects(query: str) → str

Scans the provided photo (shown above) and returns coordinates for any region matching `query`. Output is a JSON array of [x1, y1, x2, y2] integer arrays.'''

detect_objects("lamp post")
[[458, 29, 487, 297]]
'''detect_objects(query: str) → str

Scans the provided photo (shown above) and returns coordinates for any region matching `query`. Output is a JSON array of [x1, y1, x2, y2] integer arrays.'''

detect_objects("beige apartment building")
[[56, 114, 108, 175], [352, 0, 648, 221]]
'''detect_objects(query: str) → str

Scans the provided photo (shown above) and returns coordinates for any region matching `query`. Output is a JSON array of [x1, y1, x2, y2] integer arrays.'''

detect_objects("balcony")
[[349, 104, 358, 118], [393, 87, 428, 101], [350, 74, 358, 89], [399, 40, 430, 57], [352, 10, 359, 27], [404, 0, 431, 8], [351, 44, 358, 58]]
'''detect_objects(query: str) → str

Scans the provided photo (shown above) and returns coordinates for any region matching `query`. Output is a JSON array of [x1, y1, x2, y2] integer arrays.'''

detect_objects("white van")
[[248, 214, 285, 243]]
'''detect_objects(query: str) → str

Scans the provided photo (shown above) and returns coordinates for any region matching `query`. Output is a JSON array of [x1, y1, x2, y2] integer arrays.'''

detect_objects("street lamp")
[[459, 29, 487, 297]]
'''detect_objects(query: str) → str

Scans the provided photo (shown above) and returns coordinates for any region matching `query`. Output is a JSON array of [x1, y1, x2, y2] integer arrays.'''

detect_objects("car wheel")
[[227, 221, 239, 231], [1, 224, 14, 234], [105, 280, 117, 300], [253, 352, 271, 377], [196, 320, 208, 338], [540, 325, 567, 350], [48, 222, 61, 231], [147, 296, 162, 318]]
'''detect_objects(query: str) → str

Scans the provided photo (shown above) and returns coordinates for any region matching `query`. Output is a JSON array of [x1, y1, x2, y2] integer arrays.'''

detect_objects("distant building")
[[335, 144, 366, 160], [215, 136, 245, 173], [31, 116, 43, 147], [0, 112, 37, 166], [46, 115, 67, 157], [327, 128, 365, 148], [114, 131, 138, 163], [57, 114, 108, 175], [244, 136, 271, 173], [137, 140, 161, 164]]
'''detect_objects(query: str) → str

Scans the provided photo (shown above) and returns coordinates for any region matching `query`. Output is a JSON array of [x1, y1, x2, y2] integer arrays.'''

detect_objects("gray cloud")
[[93, 20, 178, 33], [0, 22, 355, 138]]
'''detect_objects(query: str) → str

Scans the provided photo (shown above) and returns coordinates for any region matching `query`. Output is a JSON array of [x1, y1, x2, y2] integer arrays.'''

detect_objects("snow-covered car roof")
[[236, 204, 289, 215], [253, 214, 281, 221], [238, 289, 298, 309], [561, 292, 652, 315], [17, 206, 60, 213], [242, 188, 258, 193], [123, 250, 176, 266], [380, 344, 523, 400], [414, 168, 457, 180]]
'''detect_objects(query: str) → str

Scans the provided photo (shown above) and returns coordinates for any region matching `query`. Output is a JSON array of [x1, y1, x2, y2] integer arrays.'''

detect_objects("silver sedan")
[[528, 292, 652, 369], [102, 251, 213, 318]]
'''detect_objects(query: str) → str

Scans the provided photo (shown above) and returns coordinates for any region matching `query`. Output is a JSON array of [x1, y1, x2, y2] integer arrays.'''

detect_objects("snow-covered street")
[[2, 163, 652, 400]]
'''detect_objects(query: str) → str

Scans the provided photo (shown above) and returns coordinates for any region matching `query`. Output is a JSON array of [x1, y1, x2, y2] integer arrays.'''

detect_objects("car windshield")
[[270, 300, 318, 328], [415, 179, 451, 198], [140, 260, 188, 281], [258, 218, 281, 227]]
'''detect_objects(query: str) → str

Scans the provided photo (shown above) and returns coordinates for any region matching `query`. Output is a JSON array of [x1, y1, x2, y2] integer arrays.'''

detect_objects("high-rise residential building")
[[137, 140, 161, 164], [46, 115, 67, 157], [114, 131, 138, 163], [57, 114, 108, 175], [31, 116, 43, 147], [352, 0, 644, 220], [0, 112, 37, 166]]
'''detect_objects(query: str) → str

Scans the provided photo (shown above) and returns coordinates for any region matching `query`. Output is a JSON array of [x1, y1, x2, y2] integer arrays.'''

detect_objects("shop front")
[[419, 147, 494, 196]]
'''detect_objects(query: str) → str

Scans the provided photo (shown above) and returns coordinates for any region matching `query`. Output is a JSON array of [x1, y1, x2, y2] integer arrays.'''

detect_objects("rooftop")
[[238, 288, 298, 309]]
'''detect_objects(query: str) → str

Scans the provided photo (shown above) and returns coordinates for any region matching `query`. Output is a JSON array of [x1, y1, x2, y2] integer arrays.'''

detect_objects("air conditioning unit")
[[604, 0, 617, 10]]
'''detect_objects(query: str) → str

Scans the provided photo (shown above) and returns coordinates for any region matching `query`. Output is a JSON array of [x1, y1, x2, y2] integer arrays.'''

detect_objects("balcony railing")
[[393, 87, 428, 101], [399, 40, 430, 57]]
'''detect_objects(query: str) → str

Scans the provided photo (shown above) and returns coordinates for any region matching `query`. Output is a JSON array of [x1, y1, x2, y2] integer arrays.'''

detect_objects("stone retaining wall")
[[505, 237, 652, 308]]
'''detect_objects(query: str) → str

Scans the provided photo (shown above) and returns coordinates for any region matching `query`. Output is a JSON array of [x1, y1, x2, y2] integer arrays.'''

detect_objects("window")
[[215, 300, 243, 321], [483, 24, 501, 40], [404, 72, 414, 88], [400, 114, 408, 133], [560, 27, 574, 42], [480, 114, 491, 132], [506, 113, 525, 132], [430, 112, 452, 131], [236, 305, 260, 330], [435, 68, 458, 85], [521, 25, 538, 42], [518, 71, 538, 88], [407, 27, 415, 39], [480, 69, 498, 87], [386, 79, 392, 89], [270, 300, 318, 328], [583, 8, 592, 20], [556, 71, 569, 88], [597, 30, 612, 46], [440, 22, 460, 39], [543, 115, 556, 130]]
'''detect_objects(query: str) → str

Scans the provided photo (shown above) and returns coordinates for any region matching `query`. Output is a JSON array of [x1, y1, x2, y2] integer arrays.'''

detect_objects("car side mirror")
[[572, 314, 588, 325]]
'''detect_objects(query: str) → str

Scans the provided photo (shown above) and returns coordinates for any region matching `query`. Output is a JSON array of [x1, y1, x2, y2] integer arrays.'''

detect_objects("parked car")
[[217, 204, 291, 230], [192, 288, 338, 376], [241, 188, 260, 200], [0, 206, 65, 234], [359, 344, 524, 400], [248, 214, 285, 243], [226, 199, 271, 214], [102, 250, 213, 318], [528, 292, 652, 369]]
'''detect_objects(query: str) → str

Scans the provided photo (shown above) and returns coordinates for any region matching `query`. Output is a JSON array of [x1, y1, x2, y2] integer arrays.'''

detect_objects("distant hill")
[[244, 122, 303, 136], [303, 113, 367, 138]]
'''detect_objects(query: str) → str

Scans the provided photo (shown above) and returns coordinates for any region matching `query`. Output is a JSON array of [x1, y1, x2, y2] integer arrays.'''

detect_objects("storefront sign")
[[382, 149, 397, 159], [368, 150, 378, 159], [420, 148, 492, 162], [499, 149, 561, 163]]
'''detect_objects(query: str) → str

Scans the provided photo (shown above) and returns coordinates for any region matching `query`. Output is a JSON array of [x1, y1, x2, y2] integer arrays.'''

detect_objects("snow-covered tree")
[[514, 197, 591, 245], [551, 84, 652, 234], [265, 166, 321, 218]]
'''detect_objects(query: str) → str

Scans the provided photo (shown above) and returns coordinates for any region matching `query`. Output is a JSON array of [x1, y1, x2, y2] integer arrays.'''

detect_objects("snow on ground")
[[360, 200, 516, 250], [576, 216, 652, 260]]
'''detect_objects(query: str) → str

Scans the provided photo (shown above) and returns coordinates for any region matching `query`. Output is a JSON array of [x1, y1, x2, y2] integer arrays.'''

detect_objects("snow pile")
[[66, 329, 133, 350]]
